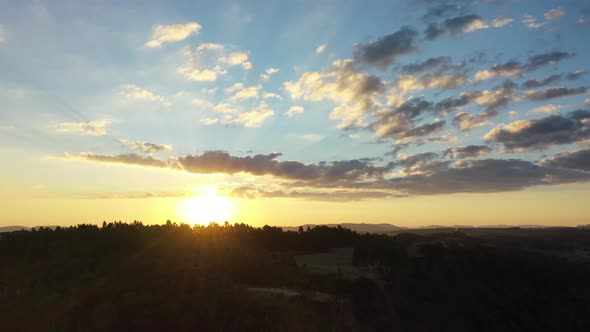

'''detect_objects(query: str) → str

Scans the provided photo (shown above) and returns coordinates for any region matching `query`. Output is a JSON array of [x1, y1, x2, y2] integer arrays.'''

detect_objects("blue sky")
[[1, 0, 590, 226]]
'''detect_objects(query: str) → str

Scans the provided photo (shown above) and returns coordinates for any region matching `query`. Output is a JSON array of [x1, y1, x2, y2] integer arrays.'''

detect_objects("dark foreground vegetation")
[[1, 221, 590, 332]]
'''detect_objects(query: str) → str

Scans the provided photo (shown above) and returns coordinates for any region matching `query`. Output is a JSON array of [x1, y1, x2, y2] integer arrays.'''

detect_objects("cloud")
[[528, 51, 573, 69], [544, 7, 565, 21], [491, 16, 513, 27], [286, 106, 304, 118], [426, 133, 459, 143], [566, 70, 586, 81], [67, 150, 394, 183], [541, 148, 590, 171], [398, 152, 440, 175], [527, 104, 563, 115], [442, 145, 492, 159], [395, 72, 468, 93], [218, 51, 250, 67], [224, 83, 244, 94], [434, 92, 475, 114], [522, 14, 547, 29], [63, 150, 590, 197], [184, 68, 225, 81], [65, 152, 172, 168], [444, 14, 489, 34], [178, 44, 250, 82], [230, 102, 274, 127], [524, 86, 587, 101], [386, 158, 590, 195], [400, 56, 452, 75], [118, 139, 172, 154], [433, 81, 515, 120], [300, 134, 323, 144], [262, 92, 282, 100], [260, 67, 279, 81], [475, 51, 573, 82], [191, 95, 214, 105], [213, 102, 239, 114], [371, 107, 445, 140], [422, 3, 463, 20], [453, 111, 493, 131], [119, 84, 171, 107], [230, 84, 262, 101], [425, 13, 504, 40], [316, 44, 327, 54], [484, 110, 590, 151], [144, 22, 201, 48], [200, 117, 220, 125], [522, 75, 562, 88], [474, 61, 525, 81], [353, 27, 418, 67], [242, 61, 253, 70], [284, 59, 384, 128], [224, 186, 402, 202], [201, 88, 217, 96], [56, 121, 108, 136]]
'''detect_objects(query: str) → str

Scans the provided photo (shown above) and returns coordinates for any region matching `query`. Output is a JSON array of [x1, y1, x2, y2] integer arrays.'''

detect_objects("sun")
[[179, 191, 235, 225]]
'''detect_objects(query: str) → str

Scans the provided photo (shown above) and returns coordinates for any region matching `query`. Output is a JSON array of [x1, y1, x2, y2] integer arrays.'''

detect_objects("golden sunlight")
[[179, 188, 235, 225]]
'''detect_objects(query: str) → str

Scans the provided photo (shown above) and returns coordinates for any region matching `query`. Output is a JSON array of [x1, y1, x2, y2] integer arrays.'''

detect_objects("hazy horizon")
[[1, 0, 590, 227]]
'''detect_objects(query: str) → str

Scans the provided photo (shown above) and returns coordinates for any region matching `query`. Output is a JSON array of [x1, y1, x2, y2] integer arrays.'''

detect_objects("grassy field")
[[294, 248, 360, 279]]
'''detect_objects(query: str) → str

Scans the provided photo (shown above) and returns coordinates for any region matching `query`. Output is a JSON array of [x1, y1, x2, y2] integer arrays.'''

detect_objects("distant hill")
[[0, 226, 30, 233], [282, 223, 404, 234], [0, 225, 60, 233]]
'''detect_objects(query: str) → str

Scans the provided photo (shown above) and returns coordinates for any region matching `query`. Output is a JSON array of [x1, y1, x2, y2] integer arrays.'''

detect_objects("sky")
[[1, 0, 590, 227]]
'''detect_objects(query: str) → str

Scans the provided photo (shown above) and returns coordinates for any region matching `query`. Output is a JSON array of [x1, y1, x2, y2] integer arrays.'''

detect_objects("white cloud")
[[118, 139, 172, 154], [262, 92, 282, 100], [260, 68, 280, 81], [144, 22, 201, 48], [200, 117, 220, 125], [522, 14, 547, 29], [201, 88, 217, 96], [286, 106, 304, 118], [544, 7, 565, 21], [197, 43, 224, 52], [191, 98, 214, 108], [119, 84, 171, 107], [224, 83, 244, 94], [584, 99, 590, 105], [284, 59, 383, 128], [213, 103, 239, 114], [491, 16, 513, 28], [230, 84, 262, 101], [178, 44, 251, 82], [218, 51, 250, 67], [242, 61, 253, 70], [528, 104, 563, 114], [301, 134, 323, 143], [183, 68, 225, 82], [316, 44, 327, 54], [463, 19, 489, 32], [56, 121, 108, 136], [232, 108, 274, 128]]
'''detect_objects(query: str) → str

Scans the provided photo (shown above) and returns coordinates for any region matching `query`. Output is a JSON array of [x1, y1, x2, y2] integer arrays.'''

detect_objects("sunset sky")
[[1, 0, 589, 227]]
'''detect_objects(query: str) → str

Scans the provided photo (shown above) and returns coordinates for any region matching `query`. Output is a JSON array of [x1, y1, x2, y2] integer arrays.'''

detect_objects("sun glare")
[[179, 190, 235, 225]]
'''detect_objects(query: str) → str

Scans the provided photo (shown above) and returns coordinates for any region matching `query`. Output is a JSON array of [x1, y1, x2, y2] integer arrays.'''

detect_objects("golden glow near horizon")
[[179, 186, 235, 225]]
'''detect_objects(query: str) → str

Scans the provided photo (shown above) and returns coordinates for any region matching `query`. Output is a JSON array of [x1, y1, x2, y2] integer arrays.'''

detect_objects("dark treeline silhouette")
[[1, 221, 590, 331]]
